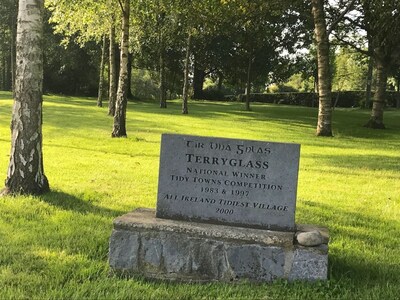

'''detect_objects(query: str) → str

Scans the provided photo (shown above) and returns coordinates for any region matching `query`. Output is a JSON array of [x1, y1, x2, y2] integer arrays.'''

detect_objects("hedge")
[[234, 91, 400, 108]]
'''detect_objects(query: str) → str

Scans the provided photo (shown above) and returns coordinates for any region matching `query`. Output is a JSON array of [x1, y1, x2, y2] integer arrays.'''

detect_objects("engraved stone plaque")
[[156, 134, 300, 231]]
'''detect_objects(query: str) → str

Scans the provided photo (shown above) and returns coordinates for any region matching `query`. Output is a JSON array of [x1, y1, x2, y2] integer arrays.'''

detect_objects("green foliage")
[[267, 83, 299, 93], [0, 91, 399, 299], [130, 69, 159, 100], [200, 88, 225, 101], [285, 73, 315, 92], [45, 0, 113, 45], [200, 77, 235, 100], [332, 47, 369, 91], [43, 36, 100, 96]]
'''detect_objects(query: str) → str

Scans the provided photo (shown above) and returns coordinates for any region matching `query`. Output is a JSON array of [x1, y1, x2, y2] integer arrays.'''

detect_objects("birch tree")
[[108, 24, 117, 116], [97, 34, 107, 107], [332, 0, 400, 128], [2, 0, 49, 195], [311, 0, 356, 136], [111, 0, 130, 137], [311, 0, 333, 136], [362, 0, 400, 128]]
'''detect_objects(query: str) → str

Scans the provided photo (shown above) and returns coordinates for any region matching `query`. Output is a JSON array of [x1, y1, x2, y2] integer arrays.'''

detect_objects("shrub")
[[237, 91, 400, 108], [201, 88, 226, 101]]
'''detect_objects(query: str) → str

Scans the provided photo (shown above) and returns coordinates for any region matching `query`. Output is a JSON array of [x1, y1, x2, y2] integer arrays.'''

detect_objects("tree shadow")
[[135, 100, 400, 140], [39, 190, 125, 218], [303, 153, 400, 173]]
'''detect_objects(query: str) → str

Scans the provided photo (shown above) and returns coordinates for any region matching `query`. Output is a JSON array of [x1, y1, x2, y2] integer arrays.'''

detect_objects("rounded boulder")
[[296, 230, 324, 246]]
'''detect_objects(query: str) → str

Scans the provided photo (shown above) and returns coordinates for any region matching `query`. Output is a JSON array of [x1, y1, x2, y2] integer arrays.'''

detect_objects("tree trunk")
[[2, 0, 49, 195], [159, 32, 167, 108], [1, 56, 6, 90], [127, 52, 133, 99], [6, 55, 11, 91], [396, 77, 400, 109], [311, 0, 333, 136], [112, 0, 130, 138], [108, 25, 117, 116], [364, 58, 387, 129], [182, 32, 192, 115], [192, 59, 205, 99], [97, 34, 107, 107], [245, 55, 252, 111], [170, 70, 177, 99], [365, 51, 374, 109], [10, 10, 16, 96], [217, 71, 224, 91]]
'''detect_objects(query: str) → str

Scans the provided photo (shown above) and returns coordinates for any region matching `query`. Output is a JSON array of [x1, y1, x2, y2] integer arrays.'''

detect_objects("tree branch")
[[333, 33, 369, 55], [204, 68, 217, 76], [327, 0, 357, 35], [117, 0, 125, 15], [343, 15, 365, 30]]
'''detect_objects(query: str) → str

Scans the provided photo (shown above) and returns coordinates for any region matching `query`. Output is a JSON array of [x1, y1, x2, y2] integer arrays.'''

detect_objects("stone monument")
[[109, 134, 329, 282]]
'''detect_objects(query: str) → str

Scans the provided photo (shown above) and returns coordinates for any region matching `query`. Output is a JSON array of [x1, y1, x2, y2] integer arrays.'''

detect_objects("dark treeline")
[[1, 0, 399, 131]]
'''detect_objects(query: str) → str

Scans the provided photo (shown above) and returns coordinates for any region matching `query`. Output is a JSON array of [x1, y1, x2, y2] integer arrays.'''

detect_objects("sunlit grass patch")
[[0, 90, 399, 299]]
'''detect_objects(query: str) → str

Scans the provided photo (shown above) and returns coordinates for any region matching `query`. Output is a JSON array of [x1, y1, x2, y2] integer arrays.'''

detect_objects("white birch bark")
[[3, 0, 49, 195], [112, 0, 130, 137]]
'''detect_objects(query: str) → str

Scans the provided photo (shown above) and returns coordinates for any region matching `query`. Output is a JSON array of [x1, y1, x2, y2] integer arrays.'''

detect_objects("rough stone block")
[[141, 236, 163, 272], [227, 245, 285, 281], [288, 247, 328, 281], [109, 230, 139, 271], [109, 208, 329, 282]]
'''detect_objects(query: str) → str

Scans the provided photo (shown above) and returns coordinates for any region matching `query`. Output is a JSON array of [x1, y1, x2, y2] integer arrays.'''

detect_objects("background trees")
[[0, 0, 17, 93], [332, 0, 400, 128], [0, 0, 398, 131]]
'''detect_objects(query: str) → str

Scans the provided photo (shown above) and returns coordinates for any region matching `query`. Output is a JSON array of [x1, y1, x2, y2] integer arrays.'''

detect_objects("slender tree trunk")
[[217, 71, 224, 91], [192, 58, 205, 99], [313, 68, 318, 93], [112, 0, 130, 137], [245, 55, 252, 111], [1, 56, 6, 90], [4, 54, 10, 90], [10, 11, 16, 96], [182, 32, 192, 115], [396, 77, 400, 109], [364, 58, 387, 129], [311, 0, 333, 136], [127, 53, 133, 99], [159, 32, 167, 108], [170, 70, 177, 99], [108, 25, 117, 116], [365, 53, 374, 109], [2, 0, 49, 195], [97, 35, 107, 107]]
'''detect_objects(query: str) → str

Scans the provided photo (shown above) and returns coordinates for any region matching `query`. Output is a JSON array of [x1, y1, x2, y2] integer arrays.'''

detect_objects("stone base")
[[109, 208, 329, 282]]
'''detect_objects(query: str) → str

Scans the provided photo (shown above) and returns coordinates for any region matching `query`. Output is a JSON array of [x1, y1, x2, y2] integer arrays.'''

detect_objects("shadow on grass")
[[299, 200, 400, 285], [136, 100, 400, 139], [37, 96, 400, 145], [304, 153, 400, 173], [45, 142, 160, 157], [39, 190, 124, 218]]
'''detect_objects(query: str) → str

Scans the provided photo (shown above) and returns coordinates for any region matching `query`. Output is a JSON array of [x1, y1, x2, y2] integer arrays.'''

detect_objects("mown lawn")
[[0, 91, 399, 299]]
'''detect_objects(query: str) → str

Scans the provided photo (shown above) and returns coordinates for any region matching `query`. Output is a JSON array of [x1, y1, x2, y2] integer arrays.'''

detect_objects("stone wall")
[[109, 209, 329, 282]]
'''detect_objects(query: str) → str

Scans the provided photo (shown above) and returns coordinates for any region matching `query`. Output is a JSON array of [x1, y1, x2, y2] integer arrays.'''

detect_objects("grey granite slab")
[[156, 134, 300, 231]]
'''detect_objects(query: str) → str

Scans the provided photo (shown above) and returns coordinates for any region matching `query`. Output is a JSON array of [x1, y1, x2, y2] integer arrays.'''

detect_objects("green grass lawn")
[[0, 90, 399, 299]]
